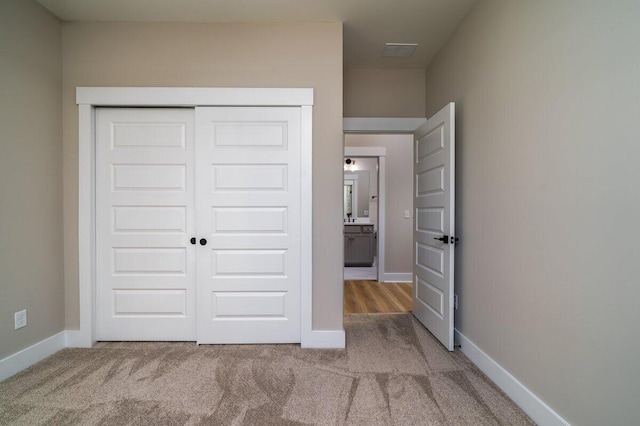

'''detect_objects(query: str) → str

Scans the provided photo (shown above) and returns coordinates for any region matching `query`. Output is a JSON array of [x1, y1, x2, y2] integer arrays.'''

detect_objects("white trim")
[[344, 147, 387, 157], [64, 330, 91, 348], [77, 104, 95, 348], [343, 117, 426, 133], [301, 330, 346, 349], [300, 105, 314, 348], [76, 87, 316, 348], [342, 147, 386, 283], [382, 273, 412, 283], [77, 87, 313, 107], [0, 332, 66, 382], [455, 329, 570, 426], [377, 156, 386, 283]]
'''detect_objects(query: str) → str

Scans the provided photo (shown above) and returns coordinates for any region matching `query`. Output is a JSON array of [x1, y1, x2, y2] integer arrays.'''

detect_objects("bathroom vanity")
[[344, 224, 375, 267]]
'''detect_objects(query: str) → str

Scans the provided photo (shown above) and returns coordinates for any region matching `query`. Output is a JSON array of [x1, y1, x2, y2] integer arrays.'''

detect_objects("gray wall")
[[424, 0, 640, 424], [61, 22, 344, 331], [344, 68, 426, 117], [0, 0, 64, 360]]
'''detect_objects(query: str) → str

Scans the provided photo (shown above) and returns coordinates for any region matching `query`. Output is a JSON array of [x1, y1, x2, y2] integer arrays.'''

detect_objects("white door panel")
[[96, 108, 196, 341], [113, 206, 187, 233], [413, 103, 455, 351], [196, 107, 302, 344]]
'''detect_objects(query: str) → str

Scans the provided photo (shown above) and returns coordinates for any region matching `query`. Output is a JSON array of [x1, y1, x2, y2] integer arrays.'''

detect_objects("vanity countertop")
[[344, 219, 372, 225], [344, 223, 375, 234]]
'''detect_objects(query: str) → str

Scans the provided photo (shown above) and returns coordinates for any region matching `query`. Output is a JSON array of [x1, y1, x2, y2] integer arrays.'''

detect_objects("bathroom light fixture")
[[344, 158, 356, 171], [382, 43, 418, 57]]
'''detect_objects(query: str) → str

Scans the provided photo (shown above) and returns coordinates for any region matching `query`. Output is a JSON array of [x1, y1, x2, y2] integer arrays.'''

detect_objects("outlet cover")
[[404, 210, 411, 219], [14, 310, 27, 329]]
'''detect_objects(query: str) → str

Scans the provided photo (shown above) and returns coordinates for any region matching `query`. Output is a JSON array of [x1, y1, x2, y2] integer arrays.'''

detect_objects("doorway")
[[343, 135, 414, 314], [342, 105, 457, 351], [343, 156, 378, 281]]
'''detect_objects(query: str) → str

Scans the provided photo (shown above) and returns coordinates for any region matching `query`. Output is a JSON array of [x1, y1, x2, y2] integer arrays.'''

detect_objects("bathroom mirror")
[[343, 170, 369, 219], [344, 179, 355, 218]]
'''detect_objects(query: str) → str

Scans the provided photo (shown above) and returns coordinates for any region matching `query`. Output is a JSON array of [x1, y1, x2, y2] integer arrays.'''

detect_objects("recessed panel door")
[[96, 108, 196, 340], [413, 103, 455, 351], [195, 107, 302, 344]]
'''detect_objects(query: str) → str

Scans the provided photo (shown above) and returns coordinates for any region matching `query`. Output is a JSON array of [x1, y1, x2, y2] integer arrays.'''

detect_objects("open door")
[[412, 103, 455, 351]]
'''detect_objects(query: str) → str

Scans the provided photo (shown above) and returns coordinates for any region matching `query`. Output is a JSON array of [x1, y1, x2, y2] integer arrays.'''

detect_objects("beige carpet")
[[0, 314, 534, 425]]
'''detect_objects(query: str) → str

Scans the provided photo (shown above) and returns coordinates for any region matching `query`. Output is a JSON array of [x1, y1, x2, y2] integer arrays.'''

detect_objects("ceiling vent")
[[382, 43, 418, 57]]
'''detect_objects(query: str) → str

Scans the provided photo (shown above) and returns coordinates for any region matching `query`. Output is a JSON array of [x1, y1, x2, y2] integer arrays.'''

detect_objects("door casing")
[[72, 87, 322, 347]]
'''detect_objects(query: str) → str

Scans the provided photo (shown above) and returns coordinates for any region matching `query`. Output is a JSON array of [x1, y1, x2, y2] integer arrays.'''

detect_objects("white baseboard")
[[455, 329, 570, 426], [0, 331, 66, 382], [381, 272, 412, 283], [1, 328, 345, 381], [301, 329, 346, 349], [65, 329, 93, 348]]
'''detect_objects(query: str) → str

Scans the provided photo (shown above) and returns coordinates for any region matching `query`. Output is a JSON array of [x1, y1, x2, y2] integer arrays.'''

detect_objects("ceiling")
[[36, 0, 477, 69]]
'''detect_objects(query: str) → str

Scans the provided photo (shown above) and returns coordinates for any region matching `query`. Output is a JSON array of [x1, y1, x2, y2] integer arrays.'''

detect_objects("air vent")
[[382, 43, 418, 57]]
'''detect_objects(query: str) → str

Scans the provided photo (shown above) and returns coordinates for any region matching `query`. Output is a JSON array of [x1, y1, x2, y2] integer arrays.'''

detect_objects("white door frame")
[[343, 117, 426, 283], [71, 87, 314, 347]]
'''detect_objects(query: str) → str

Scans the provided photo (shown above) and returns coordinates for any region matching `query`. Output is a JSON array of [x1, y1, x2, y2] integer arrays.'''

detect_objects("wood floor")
[[344, 280, 413, 314]]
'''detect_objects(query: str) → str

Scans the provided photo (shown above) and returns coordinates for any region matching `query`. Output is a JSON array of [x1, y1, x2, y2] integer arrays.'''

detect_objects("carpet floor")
[[0, 314, 534, 425]]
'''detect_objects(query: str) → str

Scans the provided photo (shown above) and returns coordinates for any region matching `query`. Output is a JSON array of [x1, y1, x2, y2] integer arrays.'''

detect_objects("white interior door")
[[195, 107, 302, 344], [412, 102, 455, 351], [96, 108, 196, 340]]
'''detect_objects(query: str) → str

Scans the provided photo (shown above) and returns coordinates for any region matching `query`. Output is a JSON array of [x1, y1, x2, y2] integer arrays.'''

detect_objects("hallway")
[[344, 280, 412, 313]]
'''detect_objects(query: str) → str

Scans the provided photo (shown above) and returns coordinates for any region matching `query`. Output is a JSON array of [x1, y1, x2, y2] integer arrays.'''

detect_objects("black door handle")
[[190, 237, 196, 245], [200, 238, 207, 246], [434, 235, 449, 243]]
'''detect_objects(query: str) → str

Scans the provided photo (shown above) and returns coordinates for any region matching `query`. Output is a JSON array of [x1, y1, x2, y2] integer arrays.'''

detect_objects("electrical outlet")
[[404, 210, 411, 219], [454, 295, 459, 310], [14, 310, 27, 329]]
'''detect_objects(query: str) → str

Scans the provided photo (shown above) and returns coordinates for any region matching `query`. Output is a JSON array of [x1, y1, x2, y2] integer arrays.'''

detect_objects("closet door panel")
[[96, 108, 196, 341], [195, 107, 302, 344]]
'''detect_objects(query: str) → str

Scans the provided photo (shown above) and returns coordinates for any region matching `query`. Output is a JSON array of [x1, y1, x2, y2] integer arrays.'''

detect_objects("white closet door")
[[195, 107, 302, 344], [96, 108, 196, 340]]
